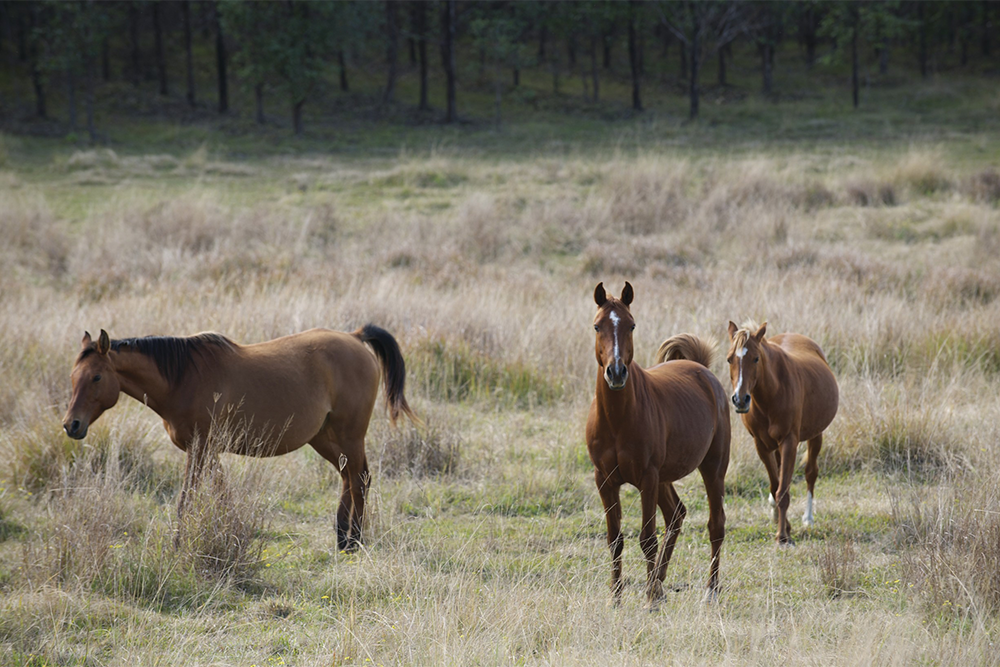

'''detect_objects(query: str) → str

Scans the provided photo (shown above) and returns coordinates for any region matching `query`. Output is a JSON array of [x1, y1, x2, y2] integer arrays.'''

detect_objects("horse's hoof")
[[777, 538, 796, 549], [703, 587, 719, 604], [802, 517, 814, 528], [647, 579, 664, 602]]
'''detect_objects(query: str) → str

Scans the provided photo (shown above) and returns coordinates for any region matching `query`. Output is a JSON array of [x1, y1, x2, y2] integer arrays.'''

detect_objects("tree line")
[[1, 1, 996, 140]]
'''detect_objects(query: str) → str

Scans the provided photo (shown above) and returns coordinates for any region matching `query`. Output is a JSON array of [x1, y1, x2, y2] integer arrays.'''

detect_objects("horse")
[[725, 320, 838, 545], [586, 282, 730, 604], [62, 324, 417, 551]]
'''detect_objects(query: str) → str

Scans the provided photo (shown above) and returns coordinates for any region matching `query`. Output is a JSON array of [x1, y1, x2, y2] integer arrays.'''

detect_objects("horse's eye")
[[594, 325, 599, 331], [630, 324, 635, 331], [754, 357, 759, 363], [93, 375, 102, 383]]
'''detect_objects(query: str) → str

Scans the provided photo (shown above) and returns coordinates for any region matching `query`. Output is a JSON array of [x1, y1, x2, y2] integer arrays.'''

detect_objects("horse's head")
[[593, 282, 635, 391], [726, 320, 767, 414], [63, 330, 121, 439]]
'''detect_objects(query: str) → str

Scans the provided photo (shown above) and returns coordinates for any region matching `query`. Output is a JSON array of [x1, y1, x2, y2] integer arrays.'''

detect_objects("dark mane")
[[107, 333, 235, 385]]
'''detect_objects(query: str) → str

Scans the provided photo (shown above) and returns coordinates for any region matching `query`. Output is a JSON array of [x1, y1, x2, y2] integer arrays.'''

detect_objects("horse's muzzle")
[[63, 419, 87, 439], [732, 394, 751, 414], [604, 362, 628, 391]]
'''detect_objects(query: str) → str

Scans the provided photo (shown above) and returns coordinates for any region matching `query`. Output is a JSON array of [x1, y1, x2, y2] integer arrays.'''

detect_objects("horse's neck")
[[112, 351, 172, 414], [753, 345, 784, 407], [595, 364, 643, 420]]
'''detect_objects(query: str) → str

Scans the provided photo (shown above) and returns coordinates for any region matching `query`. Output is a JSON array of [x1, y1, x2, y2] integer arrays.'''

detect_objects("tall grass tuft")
[[817, 539, 863, 599], [409, 337, 563, 409]]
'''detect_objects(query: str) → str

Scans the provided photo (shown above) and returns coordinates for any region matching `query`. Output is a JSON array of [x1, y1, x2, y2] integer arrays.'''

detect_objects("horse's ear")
[[753, 322, 767, 342], [97, 329, 111, 355], [594, 282, 607, 306], [620, 281, 633, 307], [727, 321, 738, 341], [81, 331, 93, 348]]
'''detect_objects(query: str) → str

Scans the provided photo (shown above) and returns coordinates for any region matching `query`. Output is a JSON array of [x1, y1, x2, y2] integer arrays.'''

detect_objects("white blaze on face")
[[609, 311, 621, 363], [734, 346, 748, 396]]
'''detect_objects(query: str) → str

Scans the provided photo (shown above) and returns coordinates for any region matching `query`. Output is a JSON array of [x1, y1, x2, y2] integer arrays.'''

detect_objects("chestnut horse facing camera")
[[63, 325, 417, 552], [726, 320, 838, 545], [586, 282, 730, 605]]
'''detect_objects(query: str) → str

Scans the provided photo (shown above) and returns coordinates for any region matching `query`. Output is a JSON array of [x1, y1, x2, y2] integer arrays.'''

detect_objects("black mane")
[[107, 333, 235, 385]]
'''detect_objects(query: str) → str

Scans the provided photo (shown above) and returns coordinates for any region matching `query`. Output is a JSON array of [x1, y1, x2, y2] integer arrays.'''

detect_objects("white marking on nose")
[[609, 311, 621, 362], [733, 347, 748, 397]]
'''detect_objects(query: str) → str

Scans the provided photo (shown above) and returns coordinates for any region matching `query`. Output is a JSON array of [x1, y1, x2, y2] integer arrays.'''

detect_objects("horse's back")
[[645, 360, 730, 476], [771, 333, 839, 436], [202, 328, 381, 450]]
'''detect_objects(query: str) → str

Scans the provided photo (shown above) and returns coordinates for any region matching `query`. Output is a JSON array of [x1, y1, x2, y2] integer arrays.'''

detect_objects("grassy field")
[[3, 55, 1000, 664]]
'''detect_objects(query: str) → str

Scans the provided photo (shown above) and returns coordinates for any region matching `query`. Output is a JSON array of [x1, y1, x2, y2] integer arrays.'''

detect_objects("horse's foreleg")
[[775, 436, 798, 545], [596, 473, 624, 603], [754, 437, 780, 523], [654, 482, 686, 586], [638, 474, 661, 603], [802, 435, 822, 527]]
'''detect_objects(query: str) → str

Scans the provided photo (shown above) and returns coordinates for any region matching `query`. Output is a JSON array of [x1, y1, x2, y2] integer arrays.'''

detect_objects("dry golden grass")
[[0, 144, 999, 664]]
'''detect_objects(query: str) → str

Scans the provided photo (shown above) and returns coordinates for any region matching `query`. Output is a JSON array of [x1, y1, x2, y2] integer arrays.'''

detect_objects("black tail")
[[354, 324, 418, 426]]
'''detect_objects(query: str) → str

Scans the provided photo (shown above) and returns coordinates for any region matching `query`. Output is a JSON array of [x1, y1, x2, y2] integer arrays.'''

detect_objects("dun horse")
[[63, 325, 416, 551], [587, 282, 730, 604], [726, 320, 838, 545]]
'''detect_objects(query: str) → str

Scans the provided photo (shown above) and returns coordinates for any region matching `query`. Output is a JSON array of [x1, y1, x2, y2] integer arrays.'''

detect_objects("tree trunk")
[[918, 3, 928, 79], [153, 2, 168, 95], [383, 1, 398, 104], [628, 3, 641, 111], [567, 34, 576, 68], [85, 50, 96, 142], [984, 0, 992, 57], [679, 33, 688, 80], [761, 44, 773, 95], [879, 46, 889, 74], [183, 1, 195, 107], [67, 70, 78, 129], [16, 6, 27, 62], [28, 8, 45, 118], [255, 82, 264, 124], [292, 99, 304, 135], [214, 2, 228, 113], [591, 35, 599, 101], [416, 1, 428, 109], [717, 43, 726, 86], [538, 23, 547, 62], [603, 31, 612, 68], [102, 38, 110, 81], [339, 50, 349, 92], [129, 1, 141, 86], [851, 11, 859, 109], [689, 9, 700, 120], [443, 0, 457, 123]]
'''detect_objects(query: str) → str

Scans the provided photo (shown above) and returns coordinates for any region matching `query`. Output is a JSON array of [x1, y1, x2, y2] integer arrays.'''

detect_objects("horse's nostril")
[[70, 420, 80, 434]]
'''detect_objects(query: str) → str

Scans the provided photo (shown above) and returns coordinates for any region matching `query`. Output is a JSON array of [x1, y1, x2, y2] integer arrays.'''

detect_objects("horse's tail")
[[354, 324, 419, 426], [654, 333, 717, 368]]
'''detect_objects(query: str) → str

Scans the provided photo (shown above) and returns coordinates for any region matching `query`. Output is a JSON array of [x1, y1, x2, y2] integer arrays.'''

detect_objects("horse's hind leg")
[[311, 433, 369, 552], [638, 473, 662, 603], [654, 482, 686, 587], [802, 435, 822, 527], [700, 469, 727, 599]]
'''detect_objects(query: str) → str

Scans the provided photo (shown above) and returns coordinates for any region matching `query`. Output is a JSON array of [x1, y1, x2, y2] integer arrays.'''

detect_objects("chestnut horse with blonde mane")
[[63, 325, 416, 551], [587, 282, 730, 604], [726, 320, 838, 545]]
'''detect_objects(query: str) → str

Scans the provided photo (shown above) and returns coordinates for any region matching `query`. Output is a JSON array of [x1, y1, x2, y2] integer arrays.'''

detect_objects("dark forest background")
[[0, 1, 997, 152]]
